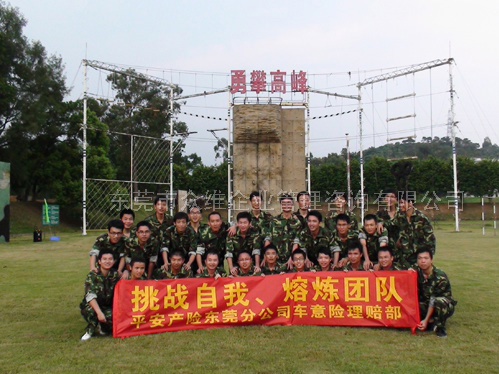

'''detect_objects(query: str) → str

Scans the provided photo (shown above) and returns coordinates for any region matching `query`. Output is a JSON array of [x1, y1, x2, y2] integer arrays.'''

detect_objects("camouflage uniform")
[[226, 227, 263, 262], [358, 227, 391, 264], [338, 262, 366, 272], [124, 236, 161, 270], [286, 267, 315, 273], [376, 209, 400, 246], [396, 209, 436, 268], [79, 269, 120, 335], [89, 234, 125, 271], [144, 213, 173, 243], [324, 211, 359, 233], [377, 262, 405, 271], [294, 209, 309, 230], [153, 267, 192, 279], [196, 267, 227, 278], [196, 226, 228, 266], [314, 264, 334, 272], [162, 226, 198, 261], [416, 266, 457, 329], [237, 265, 262, 277], [189, 222, 208, 238], [249, 210, 274, 236], [331, 229, 360, 260], [261, 263, 286, 275], [295, 226, 335, 266], [265, 213, 302, 263]]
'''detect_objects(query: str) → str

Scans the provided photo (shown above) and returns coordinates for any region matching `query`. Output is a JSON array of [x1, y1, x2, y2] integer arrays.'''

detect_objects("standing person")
[[332, 213, 361, 268], [264, 194, 302, 269], [80, 249, 120, 341], [121, 221, 160, 279], [89, 219, 126, 275], [415, 249, 457, 338], [376, 189, 399, 244], [294, 210, 336, 268], [120, 208, 135, 239], [145, 195, 174, 245], [161, 212, 198, 272], [248, 191, 273, 234], [295, 191, 311, 228], [196, 211, 228, 273], [188, 205, 207, 236], [396, 193, 436, 268], [226, 211, 262, 276], [358, 213, 390, 268], [325, 193, 359, 233]]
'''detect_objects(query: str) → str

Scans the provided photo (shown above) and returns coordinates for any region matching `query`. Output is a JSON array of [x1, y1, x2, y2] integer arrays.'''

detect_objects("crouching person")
[[415, 249, 457, 338], [80, 249, 120, 341]]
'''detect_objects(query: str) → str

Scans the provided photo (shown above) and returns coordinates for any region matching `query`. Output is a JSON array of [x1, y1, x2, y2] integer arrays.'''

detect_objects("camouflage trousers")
[[80, 303, 113, 335], [419, 296, 456, 328]]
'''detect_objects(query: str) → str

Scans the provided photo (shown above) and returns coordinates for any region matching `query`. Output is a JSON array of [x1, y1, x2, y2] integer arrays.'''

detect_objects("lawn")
[[0, 221, 498, 374]]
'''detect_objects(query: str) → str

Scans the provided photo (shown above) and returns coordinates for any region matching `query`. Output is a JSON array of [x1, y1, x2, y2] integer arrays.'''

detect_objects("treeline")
[[311, 156, 499, 198]]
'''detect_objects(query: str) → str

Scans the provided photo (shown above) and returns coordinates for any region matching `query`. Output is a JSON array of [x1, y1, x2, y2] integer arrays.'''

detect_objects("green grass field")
[[1, 221, 498, 374]]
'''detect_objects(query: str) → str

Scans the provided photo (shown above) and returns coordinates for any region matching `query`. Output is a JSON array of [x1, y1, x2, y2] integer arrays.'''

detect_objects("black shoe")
[[435, 327, 447, 338]]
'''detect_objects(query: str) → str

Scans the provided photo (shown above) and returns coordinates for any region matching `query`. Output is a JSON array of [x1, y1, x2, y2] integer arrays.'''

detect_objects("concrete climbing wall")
[[233, 104, 305, 213]]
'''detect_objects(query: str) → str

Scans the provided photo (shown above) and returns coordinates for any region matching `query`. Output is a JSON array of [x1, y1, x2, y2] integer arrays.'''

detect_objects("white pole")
[[346, 133, 351, 208], [169, 87, 174, 216], [306, 91, 311, 193], [130, 135, 134, 211], [358, 85, 365, 222], [82, 60, 88, 236], [482, 197, 485, 236], [449, 61, 460, 232], [227, 91, 233, 224]]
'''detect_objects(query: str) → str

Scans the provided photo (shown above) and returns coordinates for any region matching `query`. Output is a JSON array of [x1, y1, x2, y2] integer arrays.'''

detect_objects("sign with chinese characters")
[[113, 271, 419, 338], [230, 70, 308, 94]]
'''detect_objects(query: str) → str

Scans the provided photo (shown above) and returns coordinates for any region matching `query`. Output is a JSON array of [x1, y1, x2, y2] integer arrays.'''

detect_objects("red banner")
[[113, 271, 419, 339]]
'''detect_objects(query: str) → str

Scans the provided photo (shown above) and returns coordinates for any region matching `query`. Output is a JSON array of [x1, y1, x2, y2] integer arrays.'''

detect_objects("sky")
[[7, 0, 499, 165]]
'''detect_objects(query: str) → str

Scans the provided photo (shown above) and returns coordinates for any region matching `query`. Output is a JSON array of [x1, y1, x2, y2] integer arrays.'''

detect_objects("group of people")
[[80, 190, 457, 340]]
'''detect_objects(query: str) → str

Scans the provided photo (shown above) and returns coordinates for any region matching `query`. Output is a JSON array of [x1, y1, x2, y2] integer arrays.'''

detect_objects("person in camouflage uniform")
[[196, 211, 228, 273], [332, 213, 361, 268], [264, 194, 302, 268], [234, 251, 262, 277], [337, 242, 365, 272], [196, 251, 227, 279], [188, 205, 208, 237], [161, 212, 198, 272], [294, 191, 311, 228], [260, 244, 285, 275], [89, 219, 126, 274], [325, 193, 359, 233], [294, 210, 336, 268], [120, 208, 136, 239], [415, 249, 457, 338], [315, 246, 334, 272], [226, 211, 263, 275], [121, 221, 160, 279], [396, 194, 436, 269], [287, 249, 315, 273], [375, 189, 400, 245], [154, 251, 192, 279], [248, 191, 273, 234], [373, 247, 404, 271], [144, 195, 174, 248], [80, 249, 120, 341], [359, 214, 392, 268], [128, 257, 147, 280]]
